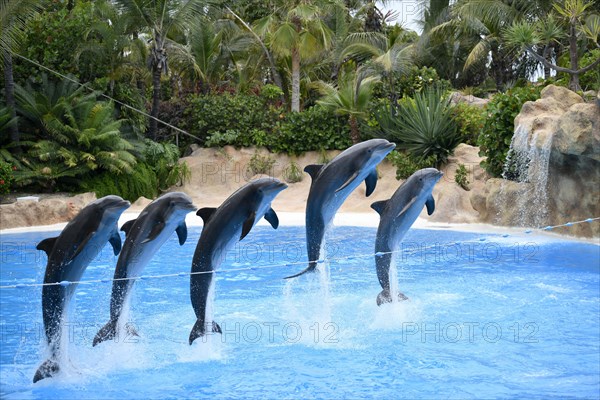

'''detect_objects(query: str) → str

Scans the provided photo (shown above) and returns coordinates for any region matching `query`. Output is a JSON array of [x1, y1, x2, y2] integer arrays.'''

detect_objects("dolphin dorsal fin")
[[304, 164, 324, 180], [425, 194, 435, 215], [264, 207, 279, 229], [175, 222, 188, 245], [370, 200, 388, 215], [196, 208, 217, 224], [241, 211, 256, 241], [365, 169, 378, 197], [120, 219, 136, 235], [36, 237, 58, 256], [108, 229, 122, 255]]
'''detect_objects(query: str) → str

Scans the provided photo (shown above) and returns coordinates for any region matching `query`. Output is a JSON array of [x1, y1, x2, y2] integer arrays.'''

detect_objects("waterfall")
[[497, 125, 553, 227]]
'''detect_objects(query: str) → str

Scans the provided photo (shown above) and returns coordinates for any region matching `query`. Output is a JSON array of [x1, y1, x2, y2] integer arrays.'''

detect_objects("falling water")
[[497, 125, 553, 227]]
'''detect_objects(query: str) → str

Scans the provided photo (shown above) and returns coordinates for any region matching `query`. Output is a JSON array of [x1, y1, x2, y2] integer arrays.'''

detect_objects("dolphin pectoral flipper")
[[304, 164, 324, 180], [425, 194, 435, 215], [335, 171, 360, 193], [364, 169, 378, 197], [371, 200, 389, 215], [175, 222, 188, 245], [36, 237, 58, 256], [33, 359, 60, 383], [120, 219, 136, 235], [141, 221, 166, 244], [109, 230, 122, 255], [240, 211, 256, 240], [93, 320, 117, 346], [264, 208, 279, 229]]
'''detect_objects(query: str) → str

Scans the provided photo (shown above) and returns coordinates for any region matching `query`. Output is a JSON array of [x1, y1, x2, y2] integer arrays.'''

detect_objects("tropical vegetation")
[[0, 0, 598, 198]]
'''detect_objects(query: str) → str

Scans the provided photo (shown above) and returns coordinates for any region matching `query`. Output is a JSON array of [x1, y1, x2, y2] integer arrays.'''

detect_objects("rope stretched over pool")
[[1, 217, 598, 290]]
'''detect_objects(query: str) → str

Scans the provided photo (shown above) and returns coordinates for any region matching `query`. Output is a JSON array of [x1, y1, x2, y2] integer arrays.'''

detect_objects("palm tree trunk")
[[291, 47, 300, 112], [568, 22, 580, 91], [150, 64, 161, 140], [349, 114, 360, 144], [542, 45, 552, 79], [3, 50, 19, 152]]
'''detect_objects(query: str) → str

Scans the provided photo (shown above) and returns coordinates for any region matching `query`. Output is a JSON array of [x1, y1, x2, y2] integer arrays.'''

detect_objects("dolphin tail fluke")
[[283, 264, 317, 279], [33, 359, 59, 383], [376, 290, 408, 306], [189, 320, 222, 345], [93, 320, 117, 347]]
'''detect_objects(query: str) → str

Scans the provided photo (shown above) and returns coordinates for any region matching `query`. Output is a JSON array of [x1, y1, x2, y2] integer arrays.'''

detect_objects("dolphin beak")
[[271, 182, 288, 194], [184, 203, 198, 212]]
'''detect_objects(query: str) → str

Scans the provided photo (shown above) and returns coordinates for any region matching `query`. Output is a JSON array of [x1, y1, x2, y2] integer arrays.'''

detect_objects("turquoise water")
[[1, 226, 599, 398]]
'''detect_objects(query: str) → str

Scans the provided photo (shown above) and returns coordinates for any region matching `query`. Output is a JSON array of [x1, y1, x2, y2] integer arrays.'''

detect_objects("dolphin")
[[93, 192, 196, 346], [189, 178, 287, 344], [371, 168, 443, 305], [284, 139, 396, 279], [33, 195, 130, 383]]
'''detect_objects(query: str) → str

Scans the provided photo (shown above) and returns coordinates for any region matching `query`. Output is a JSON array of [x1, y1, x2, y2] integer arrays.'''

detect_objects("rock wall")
[[0, 193, 97, 230], [471, 85, 600, 237]]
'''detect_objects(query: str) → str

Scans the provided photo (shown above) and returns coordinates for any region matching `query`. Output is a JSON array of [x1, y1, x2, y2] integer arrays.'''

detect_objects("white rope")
[[2, 214, 597, 291]]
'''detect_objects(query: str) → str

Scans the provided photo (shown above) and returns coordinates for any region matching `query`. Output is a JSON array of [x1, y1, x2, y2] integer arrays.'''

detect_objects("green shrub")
[[273, 105, 352, 155], [450, 102, 486, 146], [283, 161, 303, 183], [0, 161, 15, 195], [387, 151, 438, 180], [143, 140, 190, 190], [260, 84, 284, 103], [186, 93, 280, 146], [478, 85, 542, 177], [81, 162, 158, 202], [396, 66, 451, 98], [374, 88, 460, 167], [248, 152, 276, 176], [455, 163, 470, 190]]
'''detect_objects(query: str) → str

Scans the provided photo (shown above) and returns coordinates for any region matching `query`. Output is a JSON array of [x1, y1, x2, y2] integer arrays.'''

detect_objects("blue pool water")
[[1, 226, 599, 398]]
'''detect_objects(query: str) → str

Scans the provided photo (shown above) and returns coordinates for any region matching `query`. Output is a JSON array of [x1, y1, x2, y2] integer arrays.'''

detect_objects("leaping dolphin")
[[189, 178, 287, 344], [284, 139, 396, 279], [33, 195, 130, 383], [93, 192, 196, 346], [371, 168, 443, 305]]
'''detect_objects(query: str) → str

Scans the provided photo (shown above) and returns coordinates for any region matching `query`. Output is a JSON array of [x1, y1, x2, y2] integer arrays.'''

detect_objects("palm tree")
[[255, 0, 339, 112], [504, 0, 600, 91], [426, 0, 554, 89], [0, 0, 41, 151], [316, 66, 379, 143], [113, 0, 204, 139], [339, 27, 414, 106]]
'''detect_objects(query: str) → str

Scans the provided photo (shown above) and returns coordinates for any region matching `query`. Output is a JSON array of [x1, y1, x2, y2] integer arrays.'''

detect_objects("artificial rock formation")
[[472, 85, 600, 237]]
